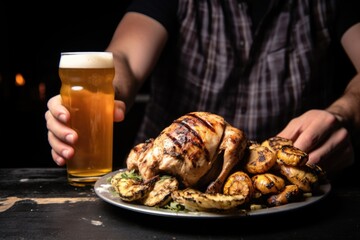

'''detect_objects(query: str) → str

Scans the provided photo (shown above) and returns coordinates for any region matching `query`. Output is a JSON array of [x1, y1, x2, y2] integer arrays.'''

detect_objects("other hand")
[[277, 109, 354, 176]]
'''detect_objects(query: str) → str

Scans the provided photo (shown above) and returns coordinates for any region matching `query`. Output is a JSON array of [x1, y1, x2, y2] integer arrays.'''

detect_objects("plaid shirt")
[[134, 0, 343, 143]]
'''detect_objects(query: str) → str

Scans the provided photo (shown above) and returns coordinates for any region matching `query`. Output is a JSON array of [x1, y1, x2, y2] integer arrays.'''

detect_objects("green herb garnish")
[[120, 169, 142, 181], [164, 201, 186, 212]]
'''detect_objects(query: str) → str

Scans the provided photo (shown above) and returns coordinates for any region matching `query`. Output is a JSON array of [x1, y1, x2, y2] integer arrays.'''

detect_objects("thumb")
[[114, 100, 126, 122]]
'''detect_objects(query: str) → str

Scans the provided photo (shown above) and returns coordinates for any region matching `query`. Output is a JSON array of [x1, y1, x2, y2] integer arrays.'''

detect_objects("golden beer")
[[59, 52, 114, 186]]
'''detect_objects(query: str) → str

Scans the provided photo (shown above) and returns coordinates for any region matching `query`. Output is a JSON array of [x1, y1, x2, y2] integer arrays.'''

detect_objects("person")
[[45, 0, 360, 177]]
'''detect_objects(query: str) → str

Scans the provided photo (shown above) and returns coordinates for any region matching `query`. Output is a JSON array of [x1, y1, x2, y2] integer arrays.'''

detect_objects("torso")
[[128, 0, 357, 143]]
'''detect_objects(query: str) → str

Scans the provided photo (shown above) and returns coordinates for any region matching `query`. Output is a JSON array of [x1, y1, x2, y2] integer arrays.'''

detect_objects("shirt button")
[[239, 41, 245, 48]]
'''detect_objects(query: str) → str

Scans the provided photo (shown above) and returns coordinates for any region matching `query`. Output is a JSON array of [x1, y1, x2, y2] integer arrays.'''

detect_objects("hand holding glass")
[[59, 52, 114, 186]]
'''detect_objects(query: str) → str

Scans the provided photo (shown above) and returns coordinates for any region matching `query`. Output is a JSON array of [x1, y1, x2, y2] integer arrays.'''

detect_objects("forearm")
[[105, 12, 168, 111], [327, 21, 360, 135], [326, 73, 360, 135], [111, 52, 143, 110]]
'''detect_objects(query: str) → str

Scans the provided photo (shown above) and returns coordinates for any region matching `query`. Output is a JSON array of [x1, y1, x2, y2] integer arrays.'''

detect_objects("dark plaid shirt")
[[128, 0, 358, 143]]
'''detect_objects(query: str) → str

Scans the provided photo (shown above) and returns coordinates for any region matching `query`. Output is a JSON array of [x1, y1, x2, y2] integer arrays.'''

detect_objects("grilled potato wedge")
[[171, 188, 246, 211]]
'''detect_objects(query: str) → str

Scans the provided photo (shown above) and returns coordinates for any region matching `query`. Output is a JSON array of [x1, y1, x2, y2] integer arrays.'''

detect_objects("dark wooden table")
[[1, 167, 360, 240]]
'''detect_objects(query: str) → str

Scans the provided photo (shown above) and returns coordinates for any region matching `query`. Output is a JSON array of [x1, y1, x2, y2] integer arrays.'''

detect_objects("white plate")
[[94, 169, 331, 218]]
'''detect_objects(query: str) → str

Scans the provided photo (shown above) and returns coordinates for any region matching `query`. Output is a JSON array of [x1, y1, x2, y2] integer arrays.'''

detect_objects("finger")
[[45, 110, 78, 144], [114, 100, 126, 122], [307, 128, 351, 170], [292, 113, 340, 153], [309, 140, 354, 177], [51, 149, 66, 166], [277, 118, 301, 141], [48, 131, 75, 165], [278, 122, 319, 153], [47, 95, 70, 124]]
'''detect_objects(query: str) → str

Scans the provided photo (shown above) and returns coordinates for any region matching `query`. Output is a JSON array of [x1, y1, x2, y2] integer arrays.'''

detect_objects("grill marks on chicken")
[[126, 112, 247, 194], [164, 113, 214, 166]]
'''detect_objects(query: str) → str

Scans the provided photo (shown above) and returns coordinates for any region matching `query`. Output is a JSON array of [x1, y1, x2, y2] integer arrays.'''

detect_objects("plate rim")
[[94, 169, 331, 218]]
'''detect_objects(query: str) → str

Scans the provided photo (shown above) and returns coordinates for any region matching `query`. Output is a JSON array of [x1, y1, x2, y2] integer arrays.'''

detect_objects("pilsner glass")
[[59, 52, 114, 186]]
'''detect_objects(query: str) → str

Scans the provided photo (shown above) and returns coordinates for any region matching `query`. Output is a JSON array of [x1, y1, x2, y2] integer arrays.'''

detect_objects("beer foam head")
[[59, 52, 114, 68]]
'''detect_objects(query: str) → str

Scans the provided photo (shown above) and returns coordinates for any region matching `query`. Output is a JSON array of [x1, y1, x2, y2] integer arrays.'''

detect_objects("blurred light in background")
[[39, 82, 46, 101], [15, 73, 25, 86]]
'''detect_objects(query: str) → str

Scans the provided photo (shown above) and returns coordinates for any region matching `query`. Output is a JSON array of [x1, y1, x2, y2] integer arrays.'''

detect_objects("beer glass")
[[59, 52, 114, 186]]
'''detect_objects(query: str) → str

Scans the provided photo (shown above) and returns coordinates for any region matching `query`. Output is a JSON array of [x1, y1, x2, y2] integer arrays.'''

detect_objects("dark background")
[[0, 1, 148, 168]]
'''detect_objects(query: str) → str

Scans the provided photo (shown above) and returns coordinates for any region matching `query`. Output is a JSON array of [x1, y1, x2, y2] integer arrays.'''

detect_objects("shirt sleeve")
[[126, 0, 178, 34], [335, 0, 360, 40]]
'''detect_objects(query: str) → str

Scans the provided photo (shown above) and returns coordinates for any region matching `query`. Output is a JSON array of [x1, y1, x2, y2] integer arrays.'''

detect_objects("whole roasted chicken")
[[126, 112, 248, 194]]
